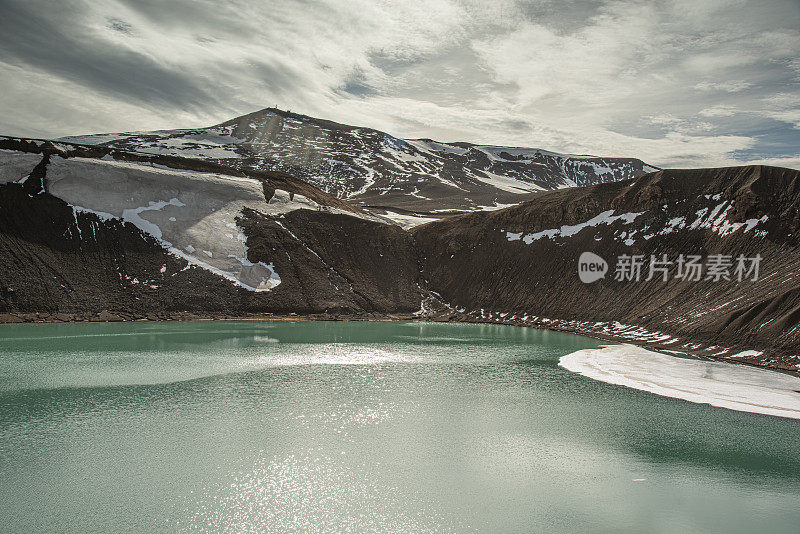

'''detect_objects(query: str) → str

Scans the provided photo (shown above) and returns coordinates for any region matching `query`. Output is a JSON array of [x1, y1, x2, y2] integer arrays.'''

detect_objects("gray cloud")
[[0, 1, 215, 111], [337, 67, 379, 97], [0, 0, 797, 169]]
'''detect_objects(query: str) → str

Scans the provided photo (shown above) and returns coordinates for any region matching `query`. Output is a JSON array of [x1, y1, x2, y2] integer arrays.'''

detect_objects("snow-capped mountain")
[[60, 108, 657, 219]]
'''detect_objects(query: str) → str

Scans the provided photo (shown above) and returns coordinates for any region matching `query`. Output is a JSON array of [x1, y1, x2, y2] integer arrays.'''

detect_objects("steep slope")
[[0, 138, 421, 319], [413, 165, 800, 374], [60, 108, 657, 220], [4, 135, 799, 374]]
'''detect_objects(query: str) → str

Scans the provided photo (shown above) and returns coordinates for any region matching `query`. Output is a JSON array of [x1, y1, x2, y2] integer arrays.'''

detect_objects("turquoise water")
[[0, 321, 798, 533]]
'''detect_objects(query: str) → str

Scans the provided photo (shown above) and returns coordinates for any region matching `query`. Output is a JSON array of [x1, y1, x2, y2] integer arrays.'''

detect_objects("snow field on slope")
[[47, 156, 282, 291], [0, 151, 44, 184]]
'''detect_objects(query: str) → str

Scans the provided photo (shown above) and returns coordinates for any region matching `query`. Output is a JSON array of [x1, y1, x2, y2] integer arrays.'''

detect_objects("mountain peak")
[[59, 108, 656, 221]]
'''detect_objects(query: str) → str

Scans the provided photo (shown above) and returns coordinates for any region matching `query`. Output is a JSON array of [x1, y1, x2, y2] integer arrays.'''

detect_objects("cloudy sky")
[[1, 0, 798, 168]]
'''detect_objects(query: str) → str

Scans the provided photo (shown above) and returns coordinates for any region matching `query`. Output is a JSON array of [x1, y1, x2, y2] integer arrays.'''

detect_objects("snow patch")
[[0, 151, 43, 184], [379, 211, 438, 229], [469, 169, 541, 194], [688, 201, 768, 237], [50, 156, 281, 292], [406, 139, 468, 156], [560, 345, 800, 419], [728, 350, 763, 359], [507, 210, 643, 244]]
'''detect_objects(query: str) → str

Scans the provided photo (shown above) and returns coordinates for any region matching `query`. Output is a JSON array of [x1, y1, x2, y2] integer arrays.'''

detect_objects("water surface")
[[0, 321, 798, 533]]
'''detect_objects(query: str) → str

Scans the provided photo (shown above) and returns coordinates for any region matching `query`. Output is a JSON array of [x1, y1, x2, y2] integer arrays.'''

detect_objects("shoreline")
[[1, 309, 797, 378]]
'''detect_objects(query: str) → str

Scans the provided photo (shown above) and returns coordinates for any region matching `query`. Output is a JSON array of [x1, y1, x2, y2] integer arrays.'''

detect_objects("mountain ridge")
[[59, 107, 658, 221]]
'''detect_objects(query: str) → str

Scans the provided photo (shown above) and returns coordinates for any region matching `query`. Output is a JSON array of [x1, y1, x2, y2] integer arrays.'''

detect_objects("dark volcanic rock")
[[0, 181, 231, 317], [236, 207, 421, 314], [413, 166, 800, 372], [0, 149, 422, 318]]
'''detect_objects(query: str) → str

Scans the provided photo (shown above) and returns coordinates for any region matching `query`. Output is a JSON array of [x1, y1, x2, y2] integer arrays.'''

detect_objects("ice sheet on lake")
[[559, 344, 800, 419]]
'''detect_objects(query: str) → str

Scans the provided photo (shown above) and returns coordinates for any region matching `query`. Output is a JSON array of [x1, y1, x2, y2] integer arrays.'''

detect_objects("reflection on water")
[[179, 451, 464, 533], [0, 321, 798, 533]]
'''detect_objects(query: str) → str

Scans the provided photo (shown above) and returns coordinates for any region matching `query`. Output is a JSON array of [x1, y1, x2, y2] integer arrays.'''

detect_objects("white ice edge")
[[559, 344, 800, 419]]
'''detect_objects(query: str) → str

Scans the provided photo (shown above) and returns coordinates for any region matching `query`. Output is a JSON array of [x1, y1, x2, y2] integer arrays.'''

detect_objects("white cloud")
[[698, 106, 738, 118], [0, 0, 798, 169], [758, 93, 800, 128], [694, 81, 752, 93], [646, 114, 714, 133], [0, 62, 221, 138], [738, 155, 800, 171]]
